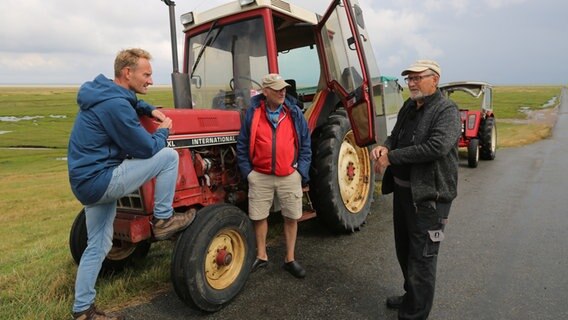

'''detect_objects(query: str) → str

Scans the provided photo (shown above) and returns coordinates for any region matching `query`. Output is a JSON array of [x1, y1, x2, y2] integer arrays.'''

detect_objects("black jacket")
[[384, 89, 461, 203]]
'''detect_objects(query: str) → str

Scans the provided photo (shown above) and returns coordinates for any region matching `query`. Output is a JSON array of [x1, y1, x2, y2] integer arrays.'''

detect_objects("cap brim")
[[265, 81, 291, 90], [401, 67, 429, 76]]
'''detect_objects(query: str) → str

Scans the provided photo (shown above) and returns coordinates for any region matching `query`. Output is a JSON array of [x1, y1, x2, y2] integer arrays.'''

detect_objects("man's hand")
[[371, 146, 390, 174], [374, 154, 391, 174], [371, 145, 388, 161], [151, 109, 167, 122], [158, 117, 172, 130]]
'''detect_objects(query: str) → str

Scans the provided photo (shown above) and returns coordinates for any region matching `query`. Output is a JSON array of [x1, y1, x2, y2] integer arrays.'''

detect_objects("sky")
[[0, 0, 567, 86]]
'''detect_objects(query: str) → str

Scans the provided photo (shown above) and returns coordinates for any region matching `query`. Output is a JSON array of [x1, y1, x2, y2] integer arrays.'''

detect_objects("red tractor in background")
[[439, 81, 497, 168], [69, 0, 401, 312]]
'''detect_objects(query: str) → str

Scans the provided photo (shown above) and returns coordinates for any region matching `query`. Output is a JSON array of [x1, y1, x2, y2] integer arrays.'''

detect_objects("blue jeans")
[[73, 148, 178, 313]]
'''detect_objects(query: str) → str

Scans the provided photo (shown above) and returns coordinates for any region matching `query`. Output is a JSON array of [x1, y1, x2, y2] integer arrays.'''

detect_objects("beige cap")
[[401, 59, 441, 77], [262, 73, 291, 90]]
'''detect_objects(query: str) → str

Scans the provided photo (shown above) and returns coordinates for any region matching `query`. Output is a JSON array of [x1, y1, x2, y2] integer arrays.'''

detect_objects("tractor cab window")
[[274, 16, 322, 110], [376, 76, 404, 139], [277, 44, 320, 110], [320, 14, 364, 93], [482, 87, 492, 111], [187, 17, 269, 111]]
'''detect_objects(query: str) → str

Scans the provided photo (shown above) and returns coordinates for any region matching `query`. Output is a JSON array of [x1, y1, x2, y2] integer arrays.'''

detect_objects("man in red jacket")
[[236, 73, 311, 278]]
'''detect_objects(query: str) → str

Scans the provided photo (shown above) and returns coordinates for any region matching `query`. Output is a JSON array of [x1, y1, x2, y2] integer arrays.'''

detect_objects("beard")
[[410, 90, 425, 101]]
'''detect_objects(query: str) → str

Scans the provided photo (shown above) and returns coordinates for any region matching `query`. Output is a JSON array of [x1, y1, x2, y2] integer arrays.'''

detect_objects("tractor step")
[[113, 213, 152, 243]]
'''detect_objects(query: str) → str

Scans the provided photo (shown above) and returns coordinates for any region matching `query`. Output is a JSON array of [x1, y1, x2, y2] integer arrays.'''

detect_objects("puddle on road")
[[0, 115, 67, 122]]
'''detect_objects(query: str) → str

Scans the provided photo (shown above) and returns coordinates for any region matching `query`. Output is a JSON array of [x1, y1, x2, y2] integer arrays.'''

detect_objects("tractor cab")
[[179, 0, 378, 146]]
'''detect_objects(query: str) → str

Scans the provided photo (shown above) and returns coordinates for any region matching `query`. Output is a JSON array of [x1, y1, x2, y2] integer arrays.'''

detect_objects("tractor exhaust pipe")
[[162, 0, 191, 108]]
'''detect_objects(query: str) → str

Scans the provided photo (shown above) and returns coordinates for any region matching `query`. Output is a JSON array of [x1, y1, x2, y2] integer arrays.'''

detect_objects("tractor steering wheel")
[[229, 76, 262, 91]]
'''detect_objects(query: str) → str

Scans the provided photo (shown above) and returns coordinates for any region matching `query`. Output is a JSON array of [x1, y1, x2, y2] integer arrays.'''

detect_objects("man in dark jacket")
[[371, 60, 461, 320], [68, 48, 195, 320], [236, 73, 311, 278]]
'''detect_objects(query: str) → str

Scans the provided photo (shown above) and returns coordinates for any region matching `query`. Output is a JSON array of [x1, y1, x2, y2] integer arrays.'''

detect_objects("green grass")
[[497, 122, 553, 147], [493, 86, 561, 119], [0, 85, 562, 319]]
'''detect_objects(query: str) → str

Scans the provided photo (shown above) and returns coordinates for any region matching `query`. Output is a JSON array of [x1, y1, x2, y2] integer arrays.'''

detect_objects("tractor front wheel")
[[69, 209, 151, 272], [310, 110, 374, 233], [170, 204, 255, 312], [467, 138, 480, 168]]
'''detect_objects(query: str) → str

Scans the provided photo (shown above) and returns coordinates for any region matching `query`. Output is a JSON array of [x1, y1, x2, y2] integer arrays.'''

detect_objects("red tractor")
[[439, 81, 497, 168], [69, 0, 398, 312]]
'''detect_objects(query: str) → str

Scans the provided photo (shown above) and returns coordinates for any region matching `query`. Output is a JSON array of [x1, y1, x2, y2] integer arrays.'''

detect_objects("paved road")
[[124, 87, 568, 319]]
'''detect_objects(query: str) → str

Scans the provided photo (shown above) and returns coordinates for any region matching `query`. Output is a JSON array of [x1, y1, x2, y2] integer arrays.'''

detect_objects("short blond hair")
[[114, 48, 152, 78]]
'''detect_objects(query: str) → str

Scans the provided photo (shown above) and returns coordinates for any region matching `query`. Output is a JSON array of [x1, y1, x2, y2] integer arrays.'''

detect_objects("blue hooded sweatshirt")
[[67, 74, 169, 205]]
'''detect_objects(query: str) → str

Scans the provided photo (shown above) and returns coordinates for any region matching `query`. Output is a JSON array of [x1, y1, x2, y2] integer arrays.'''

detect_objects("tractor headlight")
[[180, 12, 194, 27], [239, 0, 256, 6], [467, 114, 476, 130]]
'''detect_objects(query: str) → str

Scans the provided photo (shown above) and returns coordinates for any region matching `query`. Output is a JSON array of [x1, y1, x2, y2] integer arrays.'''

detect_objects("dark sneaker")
[[72, 304, 124, 320], [282, 260, 306, 278], [386, 295, 404, 309], [152, 209, 196, 240]]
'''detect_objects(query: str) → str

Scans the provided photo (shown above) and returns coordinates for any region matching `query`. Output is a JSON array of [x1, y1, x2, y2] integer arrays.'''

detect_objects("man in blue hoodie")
[[68, 48, 194, 320]]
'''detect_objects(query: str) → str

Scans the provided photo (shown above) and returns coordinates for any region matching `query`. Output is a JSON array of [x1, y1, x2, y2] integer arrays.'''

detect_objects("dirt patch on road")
[[497, 105, 559, 148], [499, 105, 559, 127]]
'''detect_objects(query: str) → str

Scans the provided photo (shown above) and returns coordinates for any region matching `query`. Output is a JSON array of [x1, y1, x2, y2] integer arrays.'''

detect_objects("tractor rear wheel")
[[467, 138, 480, 168], [170, 204, 255, 312], [69, 209, 151, 272], [479, 117, 497, 160], [310, 110, 374, 233]]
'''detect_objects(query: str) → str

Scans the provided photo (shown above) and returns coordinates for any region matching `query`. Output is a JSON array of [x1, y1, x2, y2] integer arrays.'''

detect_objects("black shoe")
[[386, 295, 404, 309], [251, 258, 268, 272], [282, 260, 306, 278]]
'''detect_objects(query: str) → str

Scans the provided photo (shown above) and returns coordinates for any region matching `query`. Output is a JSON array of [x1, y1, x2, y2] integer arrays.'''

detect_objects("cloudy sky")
[[0, 0, 566, 85]]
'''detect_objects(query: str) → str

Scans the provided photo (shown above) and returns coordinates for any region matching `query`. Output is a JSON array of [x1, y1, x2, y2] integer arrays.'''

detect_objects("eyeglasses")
[[404, 74, 435, 84]]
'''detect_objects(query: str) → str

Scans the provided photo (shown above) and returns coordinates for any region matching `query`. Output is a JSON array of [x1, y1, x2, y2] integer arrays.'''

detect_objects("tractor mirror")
[[353, 4, 365, 29]]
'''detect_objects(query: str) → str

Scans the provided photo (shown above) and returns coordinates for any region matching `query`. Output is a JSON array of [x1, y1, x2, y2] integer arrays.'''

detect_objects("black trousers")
[[392, 184, 451, 320]]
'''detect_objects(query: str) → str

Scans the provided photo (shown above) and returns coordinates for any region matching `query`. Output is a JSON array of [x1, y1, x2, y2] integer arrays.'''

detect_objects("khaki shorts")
[[247, 170, 303, 220]]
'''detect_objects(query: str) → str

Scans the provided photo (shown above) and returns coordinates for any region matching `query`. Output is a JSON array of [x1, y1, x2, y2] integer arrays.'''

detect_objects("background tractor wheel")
[[69, 209, 151, 272], [467, 138, 480, 168], [480, 117, 497, 160], [310, 110, 375, 233], [170, 204, 255, 312]]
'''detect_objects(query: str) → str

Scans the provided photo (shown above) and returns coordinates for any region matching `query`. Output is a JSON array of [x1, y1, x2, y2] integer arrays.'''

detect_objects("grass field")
[[0, 85, 562, 319]]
